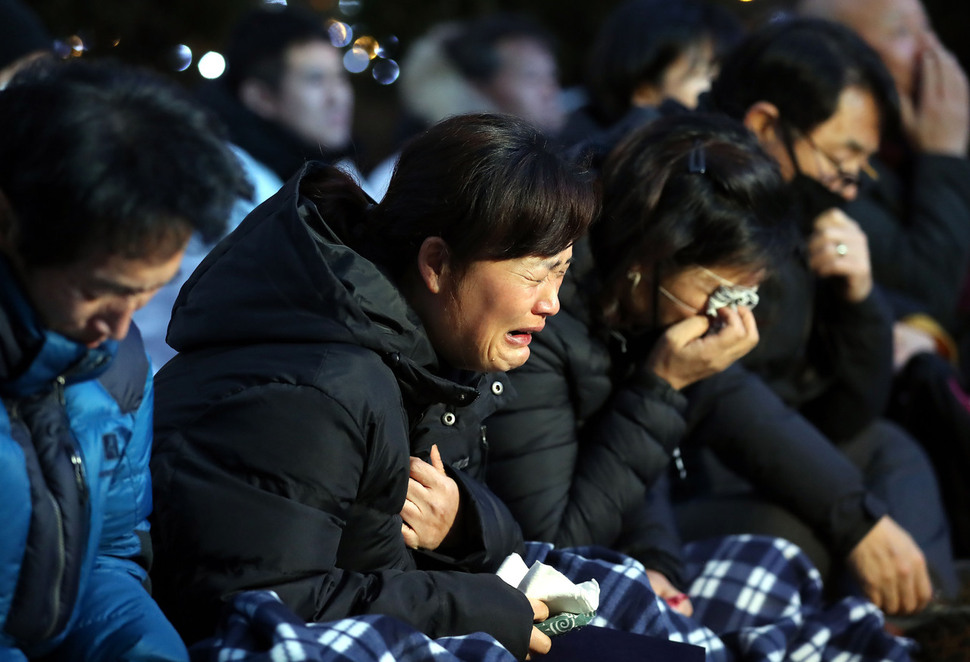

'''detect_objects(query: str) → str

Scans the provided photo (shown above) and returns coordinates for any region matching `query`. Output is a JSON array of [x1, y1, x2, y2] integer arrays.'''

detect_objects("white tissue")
[[496, 553, 600, 614]]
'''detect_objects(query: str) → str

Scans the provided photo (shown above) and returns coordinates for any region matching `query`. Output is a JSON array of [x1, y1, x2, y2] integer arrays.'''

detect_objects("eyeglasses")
[[801, 132, 878, 191], [657, 285, 702, 315], [657, 267, 760, 316]]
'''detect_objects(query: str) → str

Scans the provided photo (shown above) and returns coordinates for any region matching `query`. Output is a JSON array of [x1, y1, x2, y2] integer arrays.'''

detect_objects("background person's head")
[[798, 0, 931, 106], [312, 113, 596, 372], [594, 113, 790, 330], [585, 0, 743, 125], [709, 18, 898, 201], [225, 5, 353, 152], [0, 59, 247, 347], [442, 13, 564, 134]]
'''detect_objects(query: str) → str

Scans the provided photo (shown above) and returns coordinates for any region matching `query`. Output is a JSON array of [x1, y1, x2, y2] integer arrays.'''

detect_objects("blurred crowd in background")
[[20, 0, 970, 172]]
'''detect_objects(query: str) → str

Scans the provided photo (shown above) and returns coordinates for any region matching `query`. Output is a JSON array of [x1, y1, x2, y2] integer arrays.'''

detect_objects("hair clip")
[[688, 140, 706, 174]]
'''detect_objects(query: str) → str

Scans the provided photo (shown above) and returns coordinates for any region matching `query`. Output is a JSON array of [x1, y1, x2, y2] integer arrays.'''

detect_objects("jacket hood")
[[167, 162, 439, 370], [399, 23, 501, 127]]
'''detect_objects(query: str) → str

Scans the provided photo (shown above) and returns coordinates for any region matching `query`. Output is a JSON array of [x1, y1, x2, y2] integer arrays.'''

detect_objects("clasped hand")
[[649, 304, 759, 391], [401, 448, 553, 659], [401, 444, 460, 550], [807, 209, 873, 303]]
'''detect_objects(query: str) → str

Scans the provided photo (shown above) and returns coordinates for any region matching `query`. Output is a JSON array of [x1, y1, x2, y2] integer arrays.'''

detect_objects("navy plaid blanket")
[[191, 535, 914, 661]]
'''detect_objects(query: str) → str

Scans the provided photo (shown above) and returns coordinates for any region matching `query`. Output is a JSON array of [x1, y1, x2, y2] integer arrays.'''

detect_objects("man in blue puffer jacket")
[[0, 59, 247, 660]]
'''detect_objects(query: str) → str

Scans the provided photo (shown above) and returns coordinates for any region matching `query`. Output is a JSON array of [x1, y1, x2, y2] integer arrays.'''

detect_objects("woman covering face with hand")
[[483, 114, 917, 661], [593, 128, 780, 392], [485, 112, 791, 614]]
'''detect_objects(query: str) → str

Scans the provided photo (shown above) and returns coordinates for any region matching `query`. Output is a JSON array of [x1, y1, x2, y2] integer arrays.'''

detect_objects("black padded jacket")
[[484, 247, 689, 587], [149, 164, 533, 656]]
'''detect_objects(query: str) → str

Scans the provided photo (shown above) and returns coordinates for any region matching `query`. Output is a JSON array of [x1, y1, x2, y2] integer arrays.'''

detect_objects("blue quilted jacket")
[[0, 260, 186, 661]]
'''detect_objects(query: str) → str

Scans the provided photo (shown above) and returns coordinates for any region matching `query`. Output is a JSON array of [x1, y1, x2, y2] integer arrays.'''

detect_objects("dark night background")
[[24, 0, 970, 169]]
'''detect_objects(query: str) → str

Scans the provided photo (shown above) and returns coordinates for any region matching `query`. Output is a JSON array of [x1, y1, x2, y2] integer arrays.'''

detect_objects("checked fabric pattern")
[[682, 535, 915, 661], [190, 535, 914, 662]]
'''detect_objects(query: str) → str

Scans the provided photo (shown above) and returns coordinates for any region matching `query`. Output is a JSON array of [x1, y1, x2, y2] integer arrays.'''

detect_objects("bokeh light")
[[52, 40, 71, 59], [198, 51, 226, 79], [376, 34, 398, 58], [169, 44, 193, 72], [372, 58, 399, 85], [328, 20, 353, 48], [67, 35, 85, 58], [343, 46, 370, 73], [353, 36, 379, 60], [338, 0, 362, 17]]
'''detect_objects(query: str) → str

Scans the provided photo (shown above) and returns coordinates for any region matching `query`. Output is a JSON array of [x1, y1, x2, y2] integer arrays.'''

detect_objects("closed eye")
[[521, 272, 548, 285]]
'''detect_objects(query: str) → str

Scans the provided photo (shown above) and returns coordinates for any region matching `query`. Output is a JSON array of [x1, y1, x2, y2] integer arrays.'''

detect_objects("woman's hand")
[[527, 598, 552, 659], [848, 515, 933, 615], [401, 445, 460, 550], [646, 569, 693, 618], [648, 304, 759, 390], [807, 209, 873, 303]]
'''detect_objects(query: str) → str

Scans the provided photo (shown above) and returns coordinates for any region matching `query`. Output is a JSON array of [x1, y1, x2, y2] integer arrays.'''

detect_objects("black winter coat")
[[682, 225, 895, 557], [149, 165, 533, 656], [738, 243, 896, 442], [485, 248, 689, 587], [846, 153, 970, 332], [486, 238, 891, 571]]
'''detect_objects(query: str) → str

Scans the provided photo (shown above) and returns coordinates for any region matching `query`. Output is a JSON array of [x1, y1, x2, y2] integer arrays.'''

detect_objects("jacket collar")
[[0, 257, 115, 397]]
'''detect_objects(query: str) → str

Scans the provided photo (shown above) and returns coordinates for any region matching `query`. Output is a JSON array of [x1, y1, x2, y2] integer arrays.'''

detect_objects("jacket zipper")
[[55, 375, 66, 404], [672, 447, 687, 480], [55, 375, 89, 506], [48, 375, 89, 635], [479, 425, 489, 467], [71, 452, 88, 509], [611, 331, 688, 480], [54, 375, 88, 490], [49, 376, 72, 637]]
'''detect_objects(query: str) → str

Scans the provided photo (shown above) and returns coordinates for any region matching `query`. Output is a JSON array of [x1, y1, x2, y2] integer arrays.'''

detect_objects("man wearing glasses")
[[799, 0, 970, 341], [684, 17, 960, 626], [797, 1, 970, 581]]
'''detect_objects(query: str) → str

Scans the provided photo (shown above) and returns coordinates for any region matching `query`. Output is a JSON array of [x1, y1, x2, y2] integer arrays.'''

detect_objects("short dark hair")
[[594, 113, 792, 294], [307, 114, 596, 281], [586, 0, 743, 125], [224, 5, 333, 95], [0, 59, 249, 268], [443, 13, 556, 84], [709, 17, 899, 136]]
